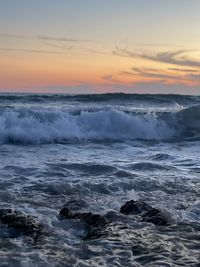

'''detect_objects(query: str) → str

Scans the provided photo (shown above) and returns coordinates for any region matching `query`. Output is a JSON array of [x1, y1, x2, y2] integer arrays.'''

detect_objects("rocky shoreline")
[[0, 200, 172, 242]]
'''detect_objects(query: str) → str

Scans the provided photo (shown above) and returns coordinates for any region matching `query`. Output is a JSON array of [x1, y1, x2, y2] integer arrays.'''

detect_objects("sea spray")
[[0, 105, 199, 144]]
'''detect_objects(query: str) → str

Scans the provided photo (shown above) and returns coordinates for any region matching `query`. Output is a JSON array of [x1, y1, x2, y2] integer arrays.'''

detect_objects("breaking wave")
[[0, 93, 199, 104], [0, 105, 199, 144]]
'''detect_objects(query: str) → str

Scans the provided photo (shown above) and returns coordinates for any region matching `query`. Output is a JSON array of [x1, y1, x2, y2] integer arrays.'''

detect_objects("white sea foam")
[[0, 104, 199, 144], [0, 108, 176, 144]]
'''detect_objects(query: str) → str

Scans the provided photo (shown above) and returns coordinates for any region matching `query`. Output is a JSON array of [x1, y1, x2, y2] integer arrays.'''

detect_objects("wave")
[[47, 162, 116, 175], [127, 162, 174, 171], [0, 93, 199, 104], [0, 105, 199, 144]]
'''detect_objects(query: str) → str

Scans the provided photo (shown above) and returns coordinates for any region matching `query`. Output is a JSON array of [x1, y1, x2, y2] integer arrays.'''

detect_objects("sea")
[[0, 93, 199, 267]]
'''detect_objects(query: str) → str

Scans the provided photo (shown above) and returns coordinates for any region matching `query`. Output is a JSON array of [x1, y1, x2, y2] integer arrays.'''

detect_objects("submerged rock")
[[120, 200, 170, 226], [0, 209, 46, 241], [59, 205, 109, 240]]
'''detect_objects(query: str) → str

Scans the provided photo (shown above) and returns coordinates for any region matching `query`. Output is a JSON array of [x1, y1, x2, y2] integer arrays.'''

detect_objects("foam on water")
[[0, 104, 199, 144]]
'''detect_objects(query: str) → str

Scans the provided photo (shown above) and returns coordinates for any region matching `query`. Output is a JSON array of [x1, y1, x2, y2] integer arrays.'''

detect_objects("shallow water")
[[0, 93, 199, 266]]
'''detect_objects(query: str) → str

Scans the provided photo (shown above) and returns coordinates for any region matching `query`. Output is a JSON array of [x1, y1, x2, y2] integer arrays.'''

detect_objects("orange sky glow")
[[0, 0, 200, 94]]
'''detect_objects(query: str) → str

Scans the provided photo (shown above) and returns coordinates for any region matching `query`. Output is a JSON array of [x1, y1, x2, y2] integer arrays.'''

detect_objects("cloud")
[[0, 33, 81, 53], [137, 43, 183, 48], [113, 47, 200, 68], [0, 33, 27, 39], [102, 75, 115, 82], [142, 50, 200, 67], [186, 73, 200, 81], [131, 67, 184, 81], [84, 48, 108, 55], [37, 35, 92, 43], [37, 35, 98, 51], [117, 67, 200, 86], [167, 67, 198, 73], [0, 33, 94, 50], [113, 47, 138, 58], [0, 33, 93, 43], [0, 48, 63, 54], [40, 42, 73, 50]]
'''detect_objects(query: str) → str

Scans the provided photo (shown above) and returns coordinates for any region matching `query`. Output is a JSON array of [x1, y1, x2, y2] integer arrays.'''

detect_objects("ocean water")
[[0, 93, 199, 267]]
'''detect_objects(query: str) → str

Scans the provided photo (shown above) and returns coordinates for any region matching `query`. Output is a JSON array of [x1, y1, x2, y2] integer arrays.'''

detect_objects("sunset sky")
[[0, 0, 200, 94]]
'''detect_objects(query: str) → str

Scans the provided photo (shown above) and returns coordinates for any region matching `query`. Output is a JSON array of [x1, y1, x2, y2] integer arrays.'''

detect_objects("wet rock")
[[63, 199, 89, 212], [141, 208, 169, 226], [120, 200, 170, 226], [59, 207, 74, 219], [59, 205, 109, 240], [120, 200, 152, 215], [0, 209, 46, 241]]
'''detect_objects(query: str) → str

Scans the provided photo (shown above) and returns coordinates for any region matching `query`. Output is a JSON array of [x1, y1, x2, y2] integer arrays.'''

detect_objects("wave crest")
[[0, 105, 199, 144]]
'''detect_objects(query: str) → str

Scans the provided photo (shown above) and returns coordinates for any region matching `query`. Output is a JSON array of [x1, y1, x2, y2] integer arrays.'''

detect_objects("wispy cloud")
[[37, 35, 93, 43], [0, 33, 93, 43], [120, 66, 200, 85], [131, 67, 181, 80], [83, 48, 108, 55], [102, 74, 115, 82], [0, 33, 28, 39], [113, 47, 200, 68], [142, 50, 200, 68], [40, 42, 73, 50], [113, 47, 138, 58], [167, 67, 198, 73], [0, 48, 63, 54], [186, 73, 200, 81], [0, 33, 96, 52], [137, 43, 183, 48], [37, 35, 98, 51]]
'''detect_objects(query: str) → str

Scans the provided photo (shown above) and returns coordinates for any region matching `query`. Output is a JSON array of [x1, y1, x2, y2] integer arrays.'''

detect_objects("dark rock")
[[0, 209, 46, 241], [59, 207, 74, 219], [142, 208, 169, 226], [64, 199, 88, 212], [120, 200, 171, 226], [79, 212, 108, 228], [59, 205, 109, 240], [120, 200, 152, 215]]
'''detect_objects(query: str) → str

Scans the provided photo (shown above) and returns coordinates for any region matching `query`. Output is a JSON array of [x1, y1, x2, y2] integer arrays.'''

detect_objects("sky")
[[0, 0, 200, 94]]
